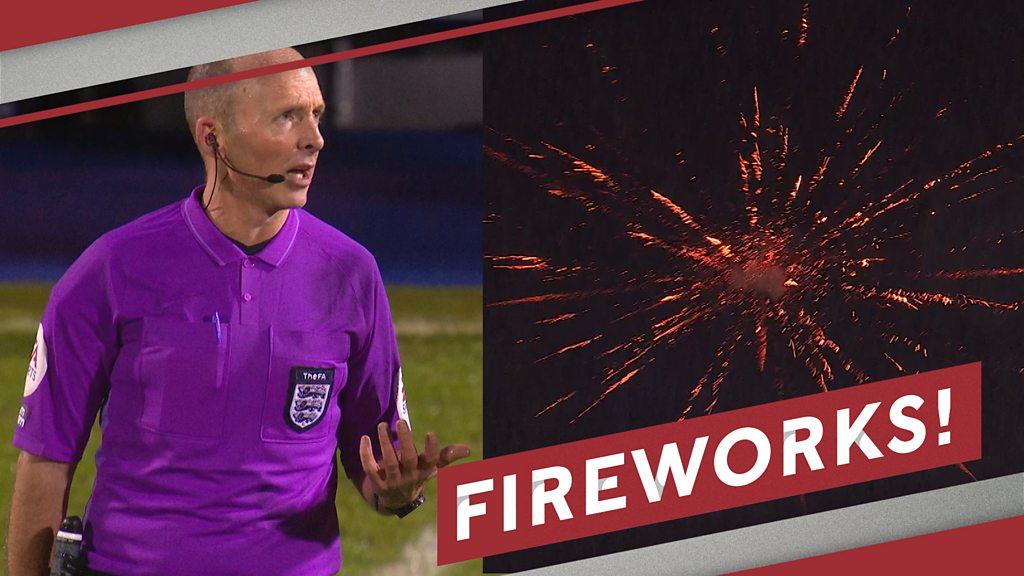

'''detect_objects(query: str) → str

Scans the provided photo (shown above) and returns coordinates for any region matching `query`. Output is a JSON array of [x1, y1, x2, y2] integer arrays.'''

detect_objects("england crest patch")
[[287, 367, 334, 431]]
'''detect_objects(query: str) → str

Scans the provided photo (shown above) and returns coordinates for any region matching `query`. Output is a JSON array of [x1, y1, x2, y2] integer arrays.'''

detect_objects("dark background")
[[0, 15, 483, 285], [484, 0, 1024, 571]]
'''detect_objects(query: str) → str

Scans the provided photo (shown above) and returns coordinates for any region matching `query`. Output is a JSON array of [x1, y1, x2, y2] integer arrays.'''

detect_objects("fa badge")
[[24, 323, 47, 398], [396, 368, 411, 429], [287, 367, 334, 432]]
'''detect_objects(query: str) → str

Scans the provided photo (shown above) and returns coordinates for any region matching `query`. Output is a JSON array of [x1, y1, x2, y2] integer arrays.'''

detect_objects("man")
[[7, 48, 469, 576]]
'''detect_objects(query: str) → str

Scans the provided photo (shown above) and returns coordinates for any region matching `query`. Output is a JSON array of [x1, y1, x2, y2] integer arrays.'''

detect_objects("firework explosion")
[[485, 3, 1023, 429]]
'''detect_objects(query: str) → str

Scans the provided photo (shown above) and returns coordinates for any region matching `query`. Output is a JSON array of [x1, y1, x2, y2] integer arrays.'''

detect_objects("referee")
[[7, 48, 469, 576]]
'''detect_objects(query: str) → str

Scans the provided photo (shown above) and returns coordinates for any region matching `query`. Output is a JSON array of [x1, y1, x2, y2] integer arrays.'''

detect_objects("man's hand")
[[358, 419, 470, 511]]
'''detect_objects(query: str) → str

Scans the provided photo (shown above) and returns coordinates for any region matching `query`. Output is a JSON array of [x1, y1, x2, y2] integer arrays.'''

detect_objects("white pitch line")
[[368, 526, 443, 576], [0, 315, 481, 336]]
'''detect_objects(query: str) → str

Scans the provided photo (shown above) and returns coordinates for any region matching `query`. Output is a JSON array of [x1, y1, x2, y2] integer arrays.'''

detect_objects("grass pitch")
[[0, 283, 482, 576]]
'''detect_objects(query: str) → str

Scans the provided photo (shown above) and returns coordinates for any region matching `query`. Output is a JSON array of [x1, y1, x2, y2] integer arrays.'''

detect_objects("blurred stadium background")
[[0, 14, 481, 576]]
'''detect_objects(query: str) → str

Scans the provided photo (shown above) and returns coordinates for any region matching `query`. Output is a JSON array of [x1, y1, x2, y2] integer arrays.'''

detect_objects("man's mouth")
[[286, 164, 314, 180]]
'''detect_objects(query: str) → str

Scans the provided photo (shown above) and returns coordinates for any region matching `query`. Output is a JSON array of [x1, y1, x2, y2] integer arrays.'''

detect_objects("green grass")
[[0, 283, 482, 576]]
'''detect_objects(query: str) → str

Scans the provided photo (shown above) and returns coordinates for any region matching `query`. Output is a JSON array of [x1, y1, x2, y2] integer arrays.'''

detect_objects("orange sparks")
[[626, 230, 720, 267], [543, 142, 617, 186], [789, 174, 803, 201], [824, 179, 915, 241], [751, 143, 764, 182], [536, 335, 602, 363], [883, 352, 905, 372], [653, 308, 710, 342], [948, 166, 1000, 191], [836, 65, 863, 120], [957, 463, 977, 481], [887, 27, 901, 47], [488, 29, 1024, 427], [847, 285, 1019, 312], [489, 289, 619, 307], [883, 333, 929, 358], [738, 152, 751, 192], [858, 140, 883, 168], [598, 342, 631, 359], [807, 156, 831, 197], [488, 255, 548, 270], [536, 313, 578, 325], [798, 3, 809, 47], [536, 391, 577, 417], [572, 368, 642, 422], [779, 126, 790, 166], [545, 187, 601, 212], [649, 188, 704, 233], [755, 317, 767, 372], [927, 267, 1024, 280], [753, 86, 761, 128], [924, 133, 1024, 191]]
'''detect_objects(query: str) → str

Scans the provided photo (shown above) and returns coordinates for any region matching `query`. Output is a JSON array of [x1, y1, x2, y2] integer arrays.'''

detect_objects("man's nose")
[[299, 118, 325, 152]]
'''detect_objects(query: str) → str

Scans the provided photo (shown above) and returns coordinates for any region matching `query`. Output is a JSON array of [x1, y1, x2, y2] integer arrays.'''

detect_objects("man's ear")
[[196, 117, 217, 154]]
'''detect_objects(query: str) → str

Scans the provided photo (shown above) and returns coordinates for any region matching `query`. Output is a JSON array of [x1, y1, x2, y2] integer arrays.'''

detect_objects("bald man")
[[7, 48, 468, 576]]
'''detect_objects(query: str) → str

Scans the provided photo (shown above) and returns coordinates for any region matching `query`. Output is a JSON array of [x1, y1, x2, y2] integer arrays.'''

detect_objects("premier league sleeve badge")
[[287, 367, 335, 432]]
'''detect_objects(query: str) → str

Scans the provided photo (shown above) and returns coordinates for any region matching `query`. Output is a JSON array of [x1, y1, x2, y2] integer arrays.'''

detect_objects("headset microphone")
[[206, 133, 287, 184]]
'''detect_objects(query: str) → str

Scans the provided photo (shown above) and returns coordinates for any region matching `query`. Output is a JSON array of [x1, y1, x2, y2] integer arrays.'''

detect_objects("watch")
[[378, 493, 426, 518]]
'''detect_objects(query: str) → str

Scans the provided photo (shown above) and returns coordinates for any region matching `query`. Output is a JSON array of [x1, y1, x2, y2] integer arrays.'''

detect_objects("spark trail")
[[486, 3, 1024, 430]]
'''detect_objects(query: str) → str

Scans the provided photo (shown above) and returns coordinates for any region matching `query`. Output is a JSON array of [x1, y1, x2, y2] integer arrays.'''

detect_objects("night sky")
[[484, 1, 1024, 571]]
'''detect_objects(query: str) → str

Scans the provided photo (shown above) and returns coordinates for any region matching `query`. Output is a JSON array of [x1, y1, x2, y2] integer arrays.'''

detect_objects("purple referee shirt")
[[14, 186, 409, 575]]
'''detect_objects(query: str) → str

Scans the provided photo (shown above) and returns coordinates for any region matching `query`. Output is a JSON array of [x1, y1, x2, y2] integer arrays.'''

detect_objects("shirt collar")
[[181, 184, 300, 268]]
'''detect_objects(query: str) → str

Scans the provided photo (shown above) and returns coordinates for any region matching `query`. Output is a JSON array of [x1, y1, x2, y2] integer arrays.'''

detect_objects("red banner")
[[1, 1, 253, 51], [437, 363, 982, 564]]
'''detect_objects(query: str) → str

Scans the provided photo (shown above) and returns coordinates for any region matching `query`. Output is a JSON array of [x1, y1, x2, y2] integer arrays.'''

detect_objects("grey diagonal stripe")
[[515, 473, 1024, 575], [0, 0, 521, 104]]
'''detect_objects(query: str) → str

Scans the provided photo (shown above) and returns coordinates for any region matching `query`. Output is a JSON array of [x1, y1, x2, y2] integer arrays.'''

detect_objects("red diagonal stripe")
[[1, 1, 254, 51], [0, 0, 643, 130]]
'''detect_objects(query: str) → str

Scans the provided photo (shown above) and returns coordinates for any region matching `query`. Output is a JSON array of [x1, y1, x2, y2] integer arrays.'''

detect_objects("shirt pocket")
[[138, 317, 228, 440], [261, 327, 348, 443]]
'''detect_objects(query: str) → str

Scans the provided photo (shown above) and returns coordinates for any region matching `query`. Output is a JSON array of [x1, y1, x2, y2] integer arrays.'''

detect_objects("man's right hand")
[[6, 451, 76, 576]]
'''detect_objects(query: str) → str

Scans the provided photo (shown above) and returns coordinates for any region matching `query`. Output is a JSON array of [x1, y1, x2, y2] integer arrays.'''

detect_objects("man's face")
[[220, 67, 325, 211]]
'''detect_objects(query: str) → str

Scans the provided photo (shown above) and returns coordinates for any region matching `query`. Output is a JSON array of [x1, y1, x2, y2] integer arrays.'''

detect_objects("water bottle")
[[49, 516, 83, 576]]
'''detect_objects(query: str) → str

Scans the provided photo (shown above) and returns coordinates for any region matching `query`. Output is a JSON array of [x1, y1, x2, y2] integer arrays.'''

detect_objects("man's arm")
[[6, 451, 76, 576], [351, 470, 389, 515]]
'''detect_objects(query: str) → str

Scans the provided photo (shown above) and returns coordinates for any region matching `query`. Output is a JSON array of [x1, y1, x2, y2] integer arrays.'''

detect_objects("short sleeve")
[[337, 259, 407, 481], [13, 239, 119, 462]]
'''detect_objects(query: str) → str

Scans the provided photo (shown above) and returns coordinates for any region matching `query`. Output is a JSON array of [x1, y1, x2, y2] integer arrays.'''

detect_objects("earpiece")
[[204, 131, 286, 187]]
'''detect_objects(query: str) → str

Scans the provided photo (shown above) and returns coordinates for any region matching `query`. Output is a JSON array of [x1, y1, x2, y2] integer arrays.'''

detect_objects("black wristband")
[[384, 493, 426, 518]]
